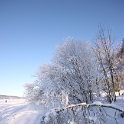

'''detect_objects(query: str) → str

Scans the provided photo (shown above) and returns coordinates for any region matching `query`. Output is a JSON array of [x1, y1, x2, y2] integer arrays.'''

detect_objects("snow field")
[[0, 99, 43, 124]]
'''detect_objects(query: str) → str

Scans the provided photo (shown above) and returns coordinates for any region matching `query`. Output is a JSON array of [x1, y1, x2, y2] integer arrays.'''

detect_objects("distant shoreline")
[[0, 95, 25, 99]]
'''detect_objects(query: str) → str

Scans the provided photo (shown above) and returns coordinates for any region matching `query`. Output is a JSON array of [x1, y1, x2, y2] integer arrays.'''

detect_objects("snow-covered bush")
[[42, 102, 124, 124]]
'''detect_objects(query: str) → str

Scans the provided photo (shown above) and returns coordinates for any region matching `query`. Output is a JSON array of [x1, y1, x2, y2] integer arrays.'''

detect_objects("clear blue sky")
[[0, 0, 124, 97]]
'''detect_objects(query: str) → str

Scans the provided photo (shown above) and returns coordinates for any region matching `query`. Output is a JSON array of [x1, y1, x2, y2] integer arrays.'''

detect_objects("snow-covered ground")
[[0, 99, 42, 124], [0, 94, 124, 124]]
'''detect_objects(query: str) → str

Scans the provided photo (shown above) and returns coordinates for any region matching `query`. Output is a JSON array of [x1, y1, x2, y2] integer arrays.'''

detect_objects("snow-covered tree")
[[116, 38, 124, 73], [52, 38, 97, 104], [25, 38, 98, 110], [24, 64, 66, 110]]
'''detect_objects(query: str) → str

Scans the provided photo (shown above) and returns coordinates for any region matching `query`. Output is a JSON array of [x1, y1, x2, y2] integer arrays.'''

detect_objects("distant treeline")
[[0, 95, 24, 99]]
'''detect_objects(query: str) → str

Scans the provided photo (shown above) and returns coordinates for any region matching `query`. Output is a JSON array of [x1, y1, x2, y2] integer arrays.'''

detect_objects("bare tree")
[[93, 26, 122, 103]]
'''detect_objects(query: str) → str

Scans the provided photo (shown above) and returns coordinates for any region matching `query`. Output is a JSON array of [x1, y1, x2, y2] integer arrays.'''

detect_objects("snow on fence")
[[41, 102, 124, 124]]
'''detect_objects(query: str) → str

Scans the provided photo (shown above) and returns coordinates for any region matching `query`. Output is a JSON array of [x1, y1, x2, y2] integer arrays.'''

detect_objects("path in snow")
[[0, 99, 42, 124]]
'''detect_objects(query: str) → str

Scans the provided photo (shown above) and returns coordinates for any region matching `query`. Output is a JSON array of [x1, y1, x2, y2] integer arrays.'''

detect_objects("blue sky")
[[0, 0, 124, 97]]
